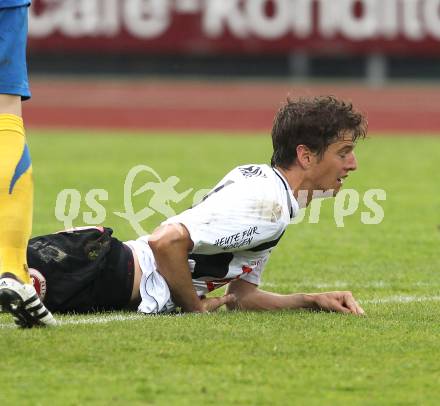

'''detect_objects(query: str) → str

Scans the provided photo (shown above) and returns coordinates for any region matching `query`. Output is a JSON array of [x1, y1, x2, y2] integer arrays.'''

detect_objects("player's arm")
[[148, 223, 234, 313], [225, 279, 364, 315]]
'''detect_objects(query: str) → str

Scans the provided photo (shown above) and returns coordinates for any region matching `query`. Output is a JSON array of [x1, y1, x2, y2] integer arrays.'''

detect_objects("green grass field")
[[2, 130, 440, 405]]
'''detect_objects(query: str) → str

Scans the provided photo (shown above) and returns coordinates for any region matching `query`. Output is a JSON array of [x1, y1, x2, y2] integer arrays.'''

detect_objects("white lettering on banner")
[[339, 0, 379, 40], [29, 0, 119, 38], [317, 0, 340, 38], [28, 0, 440, 42], [424, 0, 440, 38], [175, 0, 201, 14], [380, 0, 399, 39], [124, 0, 171, 38], [61, 0, 100, 38], [99, 0, 120, 37], [293, 0, 313, 38], [29, 0, 62, 38], [402, 0, 423, 40], [203, 0, 248, 38], [246, 0, 291, 39]]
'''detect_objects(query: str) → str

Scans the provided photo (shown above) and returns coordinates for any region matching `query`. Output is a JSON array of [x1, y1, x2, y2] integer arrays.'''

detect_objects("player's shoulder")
[[221, 165, 287, 215], [235, 164, 272, 180], [225, 164, 274, 189], [210, 164, 272, 192], [187, 164, 285, 218], [226, 164, 271, 180], [224, 163, 277, 189]]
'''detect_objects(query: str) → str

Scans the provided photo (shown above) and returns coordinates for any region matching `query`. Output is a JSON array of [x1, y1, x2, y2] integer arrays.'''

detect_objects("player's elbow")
[[226, 299, 240, 311], [225, 280, 257, 311], [225, 295, 259, 311]]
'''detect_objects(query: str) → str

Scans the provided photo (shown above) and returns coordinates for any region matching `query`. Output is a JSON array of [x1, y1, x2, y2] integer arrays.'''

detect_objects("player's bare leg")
[[0, 95, 56, 327]]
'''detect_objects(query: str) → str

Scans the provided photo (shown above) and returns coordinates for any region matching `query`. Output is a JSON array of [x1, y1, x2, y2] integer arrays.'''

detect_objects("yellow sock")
[[0, 114, 32, 283]]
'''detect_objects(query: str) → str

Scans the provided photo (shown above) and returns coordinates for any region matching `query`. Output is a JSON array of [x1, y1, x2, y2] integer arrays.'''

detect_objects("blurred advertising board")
[[28, 0, 440, 55]]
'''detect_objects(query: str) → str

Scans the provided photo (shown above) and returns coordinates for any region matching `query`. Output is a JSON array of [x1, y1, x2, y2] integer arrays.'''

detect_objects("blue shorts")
[[0, 5, 31, 100]]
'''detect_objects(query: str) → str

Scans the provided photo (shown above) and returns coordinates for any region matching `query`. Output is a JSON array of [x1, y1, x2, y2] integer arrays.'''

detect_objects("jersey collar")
[[272, 167, 299, 219]]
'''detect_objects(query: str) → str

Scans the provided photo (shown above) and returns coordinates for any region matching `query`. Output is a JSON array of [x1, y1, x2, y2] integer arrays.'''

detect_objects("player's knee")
[[0, 95, 22, 117]]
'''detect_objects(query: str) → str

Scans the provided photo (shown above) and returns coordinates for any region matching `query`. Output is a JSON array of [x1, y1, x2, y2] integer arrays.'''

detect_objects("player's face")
[[309, 133, 358, 195]]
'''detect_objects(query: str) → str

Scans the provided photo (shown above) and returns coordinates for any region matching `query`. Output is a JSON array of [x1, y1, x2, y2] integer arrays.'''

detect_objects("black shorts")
[[27, 227, 135, 314]]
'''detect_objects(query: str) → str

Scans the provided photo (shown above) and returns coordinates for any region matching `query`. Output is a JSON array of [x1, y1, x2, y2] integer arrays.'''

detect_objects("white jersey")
[[125, 164, 299, 314]]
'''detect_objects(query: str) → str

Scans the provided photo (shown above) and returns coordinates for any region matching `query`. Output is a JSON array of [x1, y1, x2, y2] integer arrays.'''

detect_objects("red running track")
[[23, 79, 440, 134]]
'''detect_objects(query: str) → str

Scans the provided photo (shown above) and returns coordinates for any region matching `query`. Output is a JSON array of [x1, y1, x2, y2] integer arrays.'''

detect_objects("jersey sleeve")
[[162, 179, 285, 255], [0, 1, 31, 8]]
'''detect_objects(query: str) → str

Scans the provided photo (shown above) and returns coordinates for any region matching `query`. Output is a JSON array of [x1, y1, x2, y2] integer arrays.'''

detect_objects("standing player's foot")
[[0, 273, 56, 328]]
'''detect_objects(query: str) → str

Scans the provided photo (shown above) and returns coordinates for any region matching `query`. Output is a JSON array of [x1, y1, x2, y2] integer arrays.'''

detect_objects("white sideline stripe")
[[261, 280, 436, 289], [59, 313, 147, 325], [360, 295, 440, 304], [2, 295, 440, 329], [0, 313, 146, 329]]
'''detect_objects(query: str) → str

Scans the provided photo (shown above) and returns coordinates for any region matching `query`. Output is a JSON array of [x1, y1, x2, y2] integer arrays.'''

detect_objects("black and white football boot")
[[0, 273, 56, 328]]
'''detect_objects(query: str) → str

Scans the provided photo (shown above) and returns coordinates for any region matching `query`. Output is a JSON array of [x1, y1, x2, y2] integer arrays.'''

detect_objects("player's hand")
[[307, 291, 365, 315], [199, 293, 236, 313]]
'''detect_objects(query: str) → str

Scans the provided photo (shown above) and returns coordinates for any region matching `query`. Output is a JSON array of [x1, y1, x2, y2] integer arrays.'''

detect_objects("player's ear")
[[296, 145, 314, 169]]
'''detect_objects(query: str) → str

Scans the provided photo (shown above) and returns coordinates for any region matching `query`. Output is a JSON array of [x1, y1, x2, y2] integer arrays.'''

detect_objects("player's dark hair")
[[270, 96, 367, 169]]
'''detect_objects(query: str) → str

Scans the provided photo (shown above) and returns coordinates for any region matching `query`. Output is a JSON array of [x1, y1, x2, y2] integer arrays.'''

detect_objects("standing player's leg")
[[0, 4, 55, 327], [0, 96, 30, 283]]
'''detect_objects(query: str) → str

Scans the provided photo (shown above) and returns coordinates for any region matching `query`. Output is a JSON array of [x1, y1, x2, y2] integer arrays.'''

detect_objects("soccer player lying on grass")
[[27, 96, 366, 317]]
